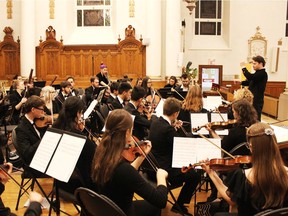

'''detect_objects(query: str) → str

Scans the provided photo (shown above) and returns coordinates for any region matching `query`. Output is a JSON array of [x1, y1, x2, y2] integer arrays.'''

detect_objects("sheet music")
[[203, 96, 222, 111], [30, 128, 86, 183], [270, 125, 288, 143], [172, 137, 221, 168], [190, 113, 209, 135], [83, 100, 98, 120], [46, 133, 85, 182], [210, 113, 228, 135], [30, 130, 62, 173], [154, 98, 165, 117]]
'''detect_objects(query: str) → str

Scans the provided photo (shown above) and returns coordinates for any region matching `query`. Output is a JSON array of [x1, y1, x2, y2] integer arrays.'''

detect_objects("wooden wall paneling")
[[0, 27, 20, 80], [35, 26, 145, 88]]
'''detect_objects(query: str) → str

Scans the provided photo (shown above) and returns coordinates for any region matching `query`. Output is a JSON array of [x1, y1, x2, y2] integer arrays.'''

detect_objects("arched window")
[[76, 0, 111, 27]]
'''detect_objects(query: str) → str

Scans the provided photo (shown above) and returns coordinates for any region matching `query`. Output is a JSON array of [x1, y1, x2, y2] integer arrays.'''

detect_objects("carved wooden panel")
[[0, 27, 20, 80], [36, 25, 146, 88]]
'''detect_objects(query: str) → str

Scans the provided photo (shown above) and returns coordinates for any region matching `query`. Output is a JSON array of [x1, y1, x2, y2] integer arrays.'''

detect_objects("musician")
[[9, 80, 27, 124], [175, 74, 190, 92], [91, 109, 168, 216], [241, 56, 268, 121], [124, 86, 155, 140], [148, 97, 201, 216], [227, 88, 254, 119], [53, 96, 96, 191], [111, 82, 132, 109], [15, 96, 48, 165], [55, 81, 72, 110], [141, 76, 153, 97], [40, 85, 59, 115], [164, 76, 177, 89], [85, 76, 101, 106], [66, 76, 79, 97], [106, 81, 119, 104], [207, 99, 258, 156], [178, 84, 208, 134], [135, 77, 143, 87], [0, 162, 14, 216], [201, 122, 288, 215], [96, 63, 109, 87]]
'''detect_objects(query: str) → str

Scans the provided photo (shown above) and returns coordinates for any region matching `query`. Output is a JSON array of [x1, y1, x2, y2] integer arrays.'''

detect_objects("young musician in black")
[[148, 97, 201, 216], [92, 109, 168, 216]]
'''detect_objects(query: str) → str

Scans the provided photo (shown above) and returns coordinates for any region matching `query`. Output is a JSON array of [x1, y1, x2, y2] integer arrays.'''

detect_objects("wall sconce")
[[183, 0, 197, 15]]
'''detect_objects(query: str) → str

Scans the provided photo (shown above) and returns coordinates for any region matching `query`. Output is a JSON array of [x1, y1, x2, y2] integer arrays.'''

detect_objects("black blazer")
[[15, 117, 46, 164], [111, 97, 123, 110], [148, 116, 177, 170], [124, 102, 151, 140], [85, 86, 100, 106]]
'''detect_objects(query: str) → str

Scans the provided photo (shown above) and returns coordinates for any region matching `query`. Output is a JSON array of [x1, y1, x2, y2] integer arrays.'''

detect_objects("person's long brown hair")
[[232, 99, 258, 127], [247, 122, 288, 209], [182, 84, 203, 112], [91, 109, 133, 186]]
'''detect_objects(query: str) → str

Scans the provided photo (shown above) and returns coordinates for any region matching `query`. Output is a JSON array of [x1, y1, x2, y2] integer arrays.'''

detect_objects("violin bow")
[[171, 88, 185, 100], [214, 106, 225, 122], [0, 165, 30, 196], [197, 133, 235, 159]]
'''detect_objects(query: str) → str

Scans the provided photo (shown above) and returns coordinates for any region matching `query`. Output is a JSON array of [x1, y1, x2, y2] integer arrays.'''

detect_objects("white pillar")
[[20, 0, 36, 77], [165, 0, 181, 77], [146, 0, 162, 78]]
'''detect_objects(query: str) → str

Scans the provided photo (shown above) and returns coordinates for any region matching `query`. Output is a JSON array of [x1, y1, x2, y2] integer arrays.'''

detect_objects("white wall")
[[183, 0, 288, 82], [0, 0, 287, 83]]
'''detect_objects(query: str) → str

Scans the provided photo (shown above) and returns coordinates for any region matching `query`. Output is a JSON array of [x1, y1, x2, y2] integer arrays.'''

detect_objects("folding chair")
[[75, 187, 127, 216], [254, 207, 288, 216]]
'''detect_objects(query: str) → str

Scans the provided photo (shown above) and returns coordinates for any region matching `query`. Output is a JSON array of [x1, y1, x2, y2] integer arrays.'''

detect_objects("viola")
[[193, 119, 237, 132], [122, 136, 147, 162], [34, 115, 53, 128], [181, 155, 252, 173]]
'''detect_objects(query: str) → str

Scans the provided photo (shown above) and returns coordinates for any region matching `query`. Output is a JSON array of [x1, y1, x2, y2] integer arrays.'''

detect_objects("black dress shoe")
[[171, 204, 193, 216]]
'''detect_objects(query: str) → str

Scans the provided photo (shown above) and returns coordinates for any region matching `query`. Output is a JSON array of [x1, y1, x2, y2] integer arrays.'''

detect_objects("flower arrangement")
[[182, 61, 198, 79]]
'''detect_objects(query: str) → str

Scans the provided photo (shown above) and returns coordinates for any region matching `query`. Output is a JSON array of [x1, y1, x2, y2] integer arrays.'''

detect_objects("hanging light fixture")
[[183, 0, 197, 15]]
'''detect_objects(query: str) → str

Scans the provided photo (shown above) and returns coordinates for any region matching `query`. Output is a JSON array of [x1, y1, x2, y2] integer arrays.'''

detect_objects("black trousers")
[[132, 200, 161, 216], [168, 168, 201, 205]]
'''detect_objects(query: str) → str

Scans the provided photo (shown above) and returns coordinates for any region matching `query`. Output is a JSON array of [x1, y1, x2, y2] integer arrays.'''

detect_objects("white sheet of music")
[[203, 96, 222, 111], [83, 99, 98, 120], [46, 133, 85, 182], [190, 113, 209, 135], [30, 130, 62, 173], [155, 98, 165, 117], [270, 125, 288, 143], [172, 137, 221, 168], [210, 113, 229, 135]]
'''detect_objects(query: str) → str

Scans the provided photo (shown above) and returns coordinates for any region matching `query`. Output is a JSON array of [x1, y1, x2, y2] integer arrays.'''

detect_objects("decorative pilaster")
[[49, 0, 55, 19], [7, 0, 12, 19], [129, 0, 135, 18], [20, 0, 36, 77]]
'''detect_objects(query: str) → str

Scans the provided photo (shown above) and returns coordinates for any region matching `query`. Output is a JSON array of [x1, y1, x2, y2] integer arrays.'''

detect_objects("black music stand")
[[173, 91, 187, 101], [0, 103, 15, 137], [34, 81, 46, 88], [157, 88, 173, 99]]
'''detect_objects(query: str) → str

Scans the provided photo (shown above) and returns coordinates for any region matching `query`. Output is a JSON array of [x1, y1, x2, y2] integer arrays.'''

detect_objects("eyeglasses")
[[34, 107, 45, 111]]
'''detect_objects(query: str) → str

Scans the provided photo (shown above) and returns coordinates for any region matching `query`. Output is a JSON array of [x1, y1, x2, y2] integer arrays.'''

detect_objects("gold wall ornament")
[[7, 0, 12, 19], [247, 26, 267, 63], [49, 0, 55, 19], [129, 0, 135, 18]]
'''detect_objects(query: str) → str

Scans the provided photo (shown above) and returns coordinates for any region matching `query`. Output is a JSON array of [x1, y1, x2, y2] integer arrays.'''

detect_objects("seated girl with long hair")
[[91, 109, 168, 216]]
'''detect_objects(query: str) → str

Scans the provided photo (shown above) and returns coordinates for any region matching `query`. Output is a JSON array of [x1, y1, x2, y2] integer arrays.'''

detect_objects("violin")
[[181, 155, 252, 173], [193, 119, 237, 132], [34, 115, 53, 128], [122, 136, 148, 162]]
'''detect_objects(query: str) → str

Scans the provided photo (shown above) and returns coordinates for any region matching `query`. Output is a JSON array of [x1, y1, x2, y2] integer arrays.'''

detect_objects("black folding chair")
[[75, 187, 127, 216]]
